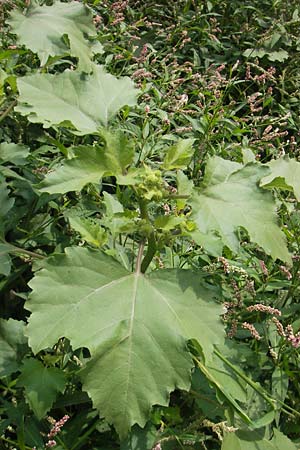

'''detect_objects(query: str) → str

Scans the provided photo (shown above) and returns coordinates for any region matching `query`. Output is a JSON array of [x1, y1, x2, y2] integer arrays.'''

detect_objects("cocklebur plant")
[[1, 1, 300, 449]]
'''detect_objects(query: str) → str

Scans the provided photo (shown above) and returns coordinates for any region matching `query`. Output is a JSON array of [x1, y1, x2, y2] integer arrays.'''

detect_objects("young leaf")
[[163, 139, 195, 170], [260, 156, 300, 201], [27, 247, 224, 438], [190, 157, 291, 263], [68, 216, 107, 247], [0, 319, 28, 377], [16, 65, 139, 134], [8, 0, 102, 71], [38, 131, 135, 193], [18, 358, 66, 420]]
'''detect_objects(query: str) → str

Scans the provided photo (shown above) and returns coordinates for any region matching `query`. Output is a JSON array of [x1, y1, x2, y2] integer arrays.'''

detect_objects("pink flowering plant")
[[0, 0, 300, 449]]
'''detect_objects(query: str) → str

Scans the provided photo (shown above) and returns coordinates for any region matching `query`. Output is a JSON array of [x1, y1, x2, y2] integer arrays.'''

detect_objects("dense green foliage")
[[1, 0, 300, 449]]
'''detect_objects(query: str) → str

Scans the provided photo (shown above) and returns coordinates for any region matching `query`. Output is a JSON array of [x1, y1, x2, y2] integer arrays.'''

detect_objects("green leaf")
[[0, 243, 12, 276], [163, 139, 195, 170], [18, 358, 66, 419], [16, 65, 139, 134], [0, 142, 29, 165], [190, 157, 291, 263], [27, 247, 223, 438], [39, 131, 135, 193], [176, 170, 193, 210], [0, 319, 28, 377], [0, 175, 14, 233], [222, 429, 297, 450], [68, 216, 107, 247], [8, 0, 102, 71], [260, 157, 300, 201]]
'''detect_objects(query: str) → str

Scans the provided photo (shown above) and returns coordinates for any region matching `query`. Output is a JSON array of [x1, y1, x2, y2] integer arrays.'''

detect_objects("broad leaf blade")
[[260, 156, 300, 201], [222, 429, 297, 450], [190, 157, 291, 263], [18, 358, 66, 419], [16, 65, 139, 134], [27, 247, 223, 437], [0, 319, 28, 377], [0, 142, 29, 165], [39, 131, 135, 193], [8, 0, 102, 71]]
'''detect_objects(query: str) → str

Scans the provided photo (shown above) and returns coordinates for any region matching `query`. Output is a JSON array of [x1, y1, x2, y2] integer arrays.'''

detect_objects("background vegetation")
[[1, 0, 300, 449]]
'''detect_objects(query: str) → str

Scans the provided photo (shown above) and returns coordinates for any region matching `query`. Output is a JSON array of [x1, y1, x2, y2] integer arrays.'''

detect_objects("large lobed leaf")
[[8, 0, 102, 71], [15, 65, 139, 134], [27, 247, 223, 438], [260, 156, 300, 201], [190, 157, 291, 263]]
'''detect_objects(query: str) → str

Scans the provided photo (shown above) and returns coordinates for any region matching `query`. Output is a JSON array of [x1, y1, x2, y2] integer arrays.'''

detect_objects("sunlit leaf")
[[38, 131, 135, 193], [163, 139, 195, 170], [27, 247, 223, 438], [16, 65, 139, 133], [8, 0, 102, 71], [190, 157, 291, 263], [261, 156, 300, 201]]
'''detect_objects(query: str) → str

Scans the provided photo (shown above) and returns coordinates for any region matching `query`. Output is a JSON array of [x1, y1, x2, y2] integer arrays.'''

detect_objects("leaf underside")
[[27, 247, 223, 438], [190, 157, 291, 263]]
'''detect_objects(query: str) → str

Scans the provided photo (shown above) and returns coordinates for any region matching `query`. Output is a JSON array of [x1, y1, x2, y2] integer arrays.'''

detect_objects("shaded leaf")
[[8, 0, 102, 71], [0, 243, 12, 276], [18, 358, 66, 419], [261, 157, 300, 201], [16, 65, 139, 133], [190, 157, 291, 263], [0, 175, 14, 219], [0, 319, 28, 377], [27, 247, 223, 438]]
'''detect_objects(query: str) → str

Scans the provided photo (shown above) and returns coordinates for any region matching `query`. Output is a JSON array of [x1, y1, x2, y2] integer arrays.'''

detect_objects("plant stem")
[[135, 241, 145, 274], [10, 246, 45, 259], [141, 231, 156, 273], [138, 198, 157, 273], [0, 99, 17, 122]]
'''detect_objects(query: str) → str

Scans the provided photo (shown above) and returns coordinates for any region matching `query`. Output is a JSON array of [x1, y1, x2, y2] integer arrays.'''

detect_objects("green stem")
[[0, 436, 32, 450], [138, 198, 157, 274], [141, 231, 156, 274], [70, 419, 99, 450], [0, 99, 17, 122], [10, 245, 45, 260], [135, 241, 145, 274]]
